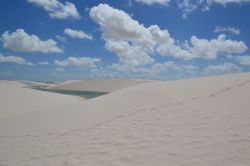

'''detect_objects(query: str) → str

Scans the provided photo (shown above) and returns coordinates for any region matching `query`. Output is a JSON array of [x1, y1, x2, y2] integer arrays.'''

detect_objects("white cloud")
[[89, 4, 248, 74], [90, 4, 149, 42], [105, 41, 155, 66], [1, 29, 63, 53], [156, 34, 247, 60], [177, 0, 204, 18], [177, 0, 250, 18], [189, 34, 247, 59], [106, 61, 199, 80], [214, 26, 240, 35], [207, 0, 250, 6], [90, 4, 188, 68], [133, 0, 250, 18], [64, 28, 93, 40], [235, 55, 250, 65], [204, 62, 241, 74], [151, 61, 198, 73], [90, 4, 158, 68], [27, 0, 80, 20], [54, 57, 101, 68], [38, 61, 49, 65], [0, 53, 33, 65], [156, 40, 194, 60], [135, 0, 170, 5]]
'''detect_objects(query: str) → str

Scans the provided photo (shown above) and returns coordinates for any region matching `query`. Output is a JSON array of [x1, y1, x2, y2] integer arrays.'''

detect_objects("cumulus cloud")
[[1, 29, 63, 53], [214, 26, 240, 35], [204, 62, 241, 74], [151, 61, 198, 73], [189, 34, 247, 59], [207, 0, 250, 6], [105, 41, 155, 66], [107, 61, 199, 79], [235, 55, 250, 65], [135, 0, 170, 5], [90, 4, 192, 67], [176, 0, 250, 18], [90, 4, 158, 68], [54, 57, 101, 68], [158, 34, 247, 59], [38, 61, 49, 65], [27, 0, 80, 20], [133, 0, 250, 18], [90, 4, 149, 42], [89, 4, 248, 73], [177, 0, 203, 18], [64, 28, 93, 40], [0, 53, 33, 65]]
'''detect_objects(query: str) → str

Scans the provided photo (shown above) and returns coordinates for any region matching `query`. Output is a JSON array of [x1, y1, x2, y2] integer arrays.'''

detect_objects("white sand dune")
[[0, 81, 81, 118], [1, 73, 250, 165], [20, 80, 51, 87], [46, 79, 151, 92]]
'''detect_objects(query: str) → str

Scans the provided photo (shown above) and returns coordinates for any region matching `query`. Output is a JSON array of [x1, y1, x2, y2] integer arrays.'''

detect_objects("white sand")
[[20, 80, 51, 87], [1, 73, 250, 165], [0, 81, 81, 118], [46, 79, 151, 92]]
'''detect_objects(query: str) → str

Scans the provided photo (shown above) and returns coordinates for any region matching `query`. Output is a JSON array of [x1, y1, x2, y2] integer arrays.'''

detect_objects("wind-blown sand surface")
[[1, 73, 250, 165], [46, 79, 151, 92], [0, 81, 81, 118]]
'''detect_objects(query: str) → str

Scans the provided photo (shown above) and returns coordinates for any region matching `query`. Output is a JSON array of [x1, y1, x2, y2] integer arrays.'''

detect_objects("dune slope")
[[1, 73, 250, 165], [46, 79, 151, 92], [0, 81, 81, 118]]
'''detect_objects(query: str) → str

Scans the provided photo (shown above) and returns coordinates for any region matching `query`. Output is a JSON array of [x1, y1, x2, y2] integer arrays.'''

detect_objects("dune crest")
[[46, 79, 151, 92]]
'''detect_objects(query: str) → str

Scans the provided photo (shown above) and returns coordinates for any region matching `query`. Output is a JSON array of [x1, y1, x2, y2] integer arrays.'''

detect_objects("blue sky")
[[0, 0, 250, 81]]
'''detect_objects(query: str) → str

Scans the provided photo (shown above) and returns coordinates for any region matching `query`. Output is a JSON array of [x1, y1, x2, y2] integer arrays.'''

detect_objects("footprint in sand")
[[208, 87, 233, 98], [237, 80, 250, 87], [177, 101, 186, 104], [190, 96, 200, 101]]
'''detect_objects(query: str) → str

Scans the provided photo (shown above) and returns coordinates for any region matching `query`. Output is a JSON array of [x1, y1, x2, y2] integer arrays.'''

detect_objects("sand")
[[46, 79, 151, 92], [0, 73, 250, 165], [0, 81, 81, 118]]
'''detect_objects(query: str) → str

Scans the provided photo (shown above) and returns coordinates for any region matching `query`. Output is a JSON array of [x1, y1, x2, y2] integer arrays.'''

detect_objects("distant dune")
[[0, 81, 80, 118], [1, 73, 250, 165], [46, 79, 151, 92]]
